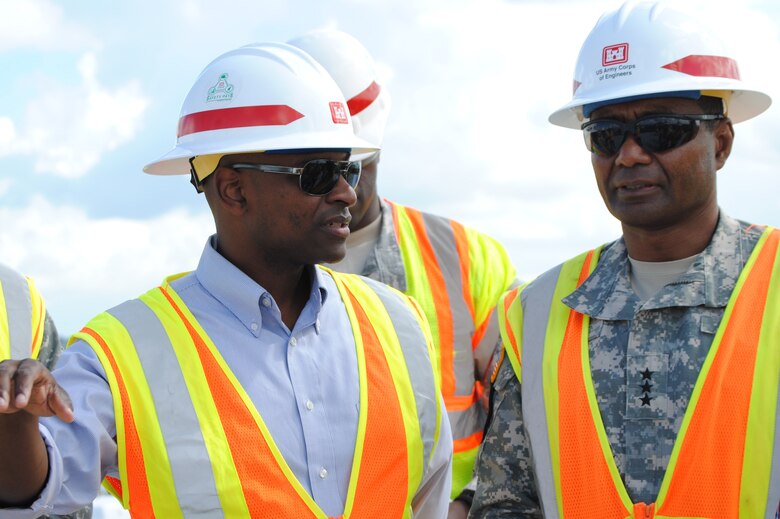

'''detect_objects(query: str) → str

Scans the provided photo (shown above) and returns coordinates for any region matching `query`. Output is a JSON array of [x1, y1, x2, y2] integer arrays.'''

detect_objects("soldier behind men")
[[0, 42, 452, 517], [472, 1, 780, 517], [288, 30, 518, 518]]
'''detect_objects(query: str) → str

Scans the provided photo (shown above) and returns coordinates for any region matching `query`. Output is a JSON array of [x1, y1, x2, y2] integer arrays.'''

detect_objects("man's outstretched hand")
[[0, 359, 74, 423]]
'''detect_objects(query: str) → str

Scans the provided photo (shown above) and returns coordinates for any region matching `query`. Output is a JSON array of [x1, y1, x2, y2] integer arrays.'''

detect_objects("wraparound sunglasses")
[[232, 159, 361, 196], [582, 114, 725, 157]]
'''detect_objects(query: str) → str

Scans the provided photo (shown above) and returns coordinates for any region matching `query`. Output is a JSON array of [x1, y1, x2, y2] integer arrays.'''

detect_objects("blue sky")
[[2, 0, 779, 336]]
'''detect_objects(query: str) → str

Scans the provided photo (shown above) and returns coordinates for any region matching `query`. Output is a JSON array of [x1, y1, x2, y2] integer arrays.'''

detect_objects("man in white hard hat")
[[288, 29, 518, 518], [472, 1, 780, 517], [0, 264, 91, 519], [0, 42, 452, 517]]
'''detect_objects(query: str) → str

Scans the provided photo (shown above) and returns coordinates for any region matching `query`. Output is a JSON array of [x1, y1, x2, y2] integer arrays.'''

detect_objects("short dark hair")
[[697, 95, 725, 115]]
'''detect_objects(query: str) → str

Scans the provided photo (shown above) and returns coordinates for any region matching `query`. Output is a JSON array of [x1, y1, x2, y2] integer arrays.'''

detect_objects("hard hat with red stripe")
[[288, 30, 391, 153], [549, 0, 771, 128], [144, 42, 378, 179]]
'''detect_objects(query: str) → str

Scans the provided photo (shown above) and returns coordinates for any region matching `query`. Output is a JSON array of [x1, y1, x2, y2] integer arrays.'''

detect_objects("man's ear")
[[211, 166, 247, 214], [714, 119, 734, 171]]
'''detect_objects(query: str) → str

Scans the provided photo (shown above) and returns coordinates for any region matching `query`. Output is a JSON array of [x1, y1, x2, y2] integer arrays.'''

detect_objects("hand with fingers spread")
[[0, 358, 74, 507]]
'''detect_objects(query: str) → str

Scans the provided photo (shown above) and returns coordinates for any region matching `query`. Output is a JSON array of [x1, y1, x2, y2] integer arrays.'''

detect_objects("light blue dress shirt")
[[2, 237, 452, 518]]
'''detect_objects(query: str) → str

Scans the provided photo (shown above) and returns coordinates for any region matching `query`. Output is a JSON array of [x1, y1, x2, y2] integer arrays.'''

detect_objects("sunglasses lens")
[[345, 161, 361, 188], [635, 117, 698, 154], [299, 160, 362, 195], [583, 121, 625, 157], [583, 116, 702, 157], [300, 160, 339, 195]]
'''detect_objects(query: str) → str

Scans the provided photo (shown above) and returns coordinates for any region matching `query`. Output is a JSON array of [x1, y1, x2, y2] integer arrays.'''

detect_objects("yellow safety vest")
[[71, 269, 442, 518], [498, 227, 780, 518], [0, 264, 46, 360], [388, 200, 516, 497]]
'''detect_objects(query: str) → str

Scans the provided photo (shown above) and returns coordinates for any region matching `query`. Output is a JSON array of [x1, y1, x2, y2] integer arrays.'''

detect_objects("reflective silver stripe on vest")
[[361, 276, 439, 469], [446, 405, 483, 443], [519, 265, 564, 519], [420, 212, 481, 442], [108, 299, 224, 518], [421, 212, 474, 395], [0, 264, 33, 359], [766, 380, 780, 519]]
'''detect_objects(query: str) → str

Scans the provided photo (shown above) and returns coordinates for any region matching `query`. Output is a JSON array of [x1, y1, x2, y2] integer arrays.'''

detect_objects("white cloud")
[[7, 52, 149, 178], [0, 0, 97, 52], [0, 196, 215, 334], [0, 117, 15, 154]]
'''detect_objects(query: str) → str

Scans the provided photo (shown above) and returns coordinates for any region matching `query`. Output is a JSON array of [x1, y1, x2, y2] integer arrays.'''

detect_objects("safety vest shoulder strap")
[[497, 249, 600, 519], [0, 264, 46, 360], [387, 200, 471, 397], [327, 269, 440, 515], [654, 227, 780, 518], [387, 200, 515, 496]]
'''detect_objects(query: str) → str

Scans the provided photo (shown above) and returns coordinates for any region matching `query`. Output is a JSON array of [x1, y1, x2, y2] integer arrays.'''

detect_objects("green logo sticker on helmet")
[[206, 73, 234, 102]]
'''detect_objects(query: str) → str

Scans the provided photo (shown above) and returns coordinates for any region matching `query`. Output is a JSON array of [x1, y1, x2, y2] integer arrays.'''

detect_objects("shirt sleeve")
[[411, 393, 454, 519], [470, 359, 542, 518], [0, 341, 120, 518]]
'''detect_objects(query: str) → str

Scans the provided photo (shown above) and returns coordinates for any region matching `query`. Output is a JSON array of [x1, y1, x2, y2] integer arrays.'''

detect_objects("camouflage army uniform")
[[470, 213, 764, 516]]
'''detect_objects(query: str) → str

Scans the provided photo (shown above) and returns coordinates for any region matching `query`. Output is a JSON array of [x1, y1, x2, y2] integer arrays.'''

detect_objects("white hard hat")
[[144, 42, 377, 178], [549, 0, 771, 129], [288, 29, 391, 152]]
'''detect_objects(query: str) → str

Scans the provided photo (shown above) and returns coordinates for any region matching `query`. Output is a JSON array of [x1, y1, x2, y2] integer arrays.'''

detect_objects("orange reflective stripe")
[[389, 201, 402, 244], [502, 289, 520, 363], [633, 502, 655, 519], [472, 306, 493, 352], [558, 251, 629, 519], [105, 476, 122, 499], [82, 327, 154, 518], [342, 285, 409, 517], [29, 295, 44, 358], [450, 220, 476, 325], [445, 391, 478, 411], [159, 288, 315, 517], [658, 230, 779, 518], [453, 430, 483, 453], [404, 207, 455, 398]]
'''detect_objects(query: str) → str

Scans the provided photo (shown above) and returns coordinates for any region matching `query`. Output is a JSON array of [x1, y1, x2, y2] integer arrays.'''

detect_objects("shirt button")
[[305, 400, 314, 411], [319, 467, 328, 479], [261, 297, 271, 308], [250, 322, 258, 331], [288, 337, 297, 347]]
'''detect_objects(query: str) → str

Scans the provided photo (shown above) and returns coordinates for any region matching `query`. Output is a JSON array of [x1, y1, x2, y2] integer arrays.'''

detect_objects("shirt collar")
[[562, 212, 755, 319], [195, 235, 328, 333]]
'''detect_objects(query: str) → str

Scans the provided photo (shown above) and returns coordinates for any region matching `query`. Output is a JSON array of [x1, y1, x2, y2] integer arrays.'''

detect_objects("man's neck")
[[256, 265, 311, 330], [622, 210, 719, 261], [215, 238, 311, 329]]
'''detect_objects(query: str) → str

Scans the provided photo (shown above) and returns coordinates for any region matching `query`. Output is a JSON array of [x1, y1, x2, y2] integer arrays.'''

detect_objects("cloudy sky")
[[2, 0, 779, 336]]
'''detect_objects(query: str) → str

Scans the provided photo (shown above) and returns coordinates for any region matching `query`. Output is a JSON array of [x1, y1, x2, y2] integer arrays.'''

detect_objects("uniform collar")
[[562, 212, 757, 320], [359, 198, 408, 291]]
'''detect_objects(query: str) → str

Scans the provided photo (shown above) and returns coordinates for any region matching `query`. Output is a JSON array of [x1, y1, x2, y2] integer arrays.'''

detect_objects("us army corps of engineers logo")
[[206, 73, 234, 102]]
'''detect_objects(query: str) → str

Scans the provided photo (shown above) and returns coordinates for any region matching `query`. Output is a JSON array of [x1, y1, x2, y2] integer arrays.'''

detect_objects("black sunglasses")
[[231, 159, 361, 196], [582, 114, 725, 157]]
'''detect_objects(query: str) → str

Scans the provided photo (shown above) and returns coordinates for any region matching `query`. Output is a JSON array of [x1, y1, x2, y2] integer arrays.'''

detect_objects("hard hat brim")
[[549, 82, 772, 129], [144, 130, 379, 175]]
